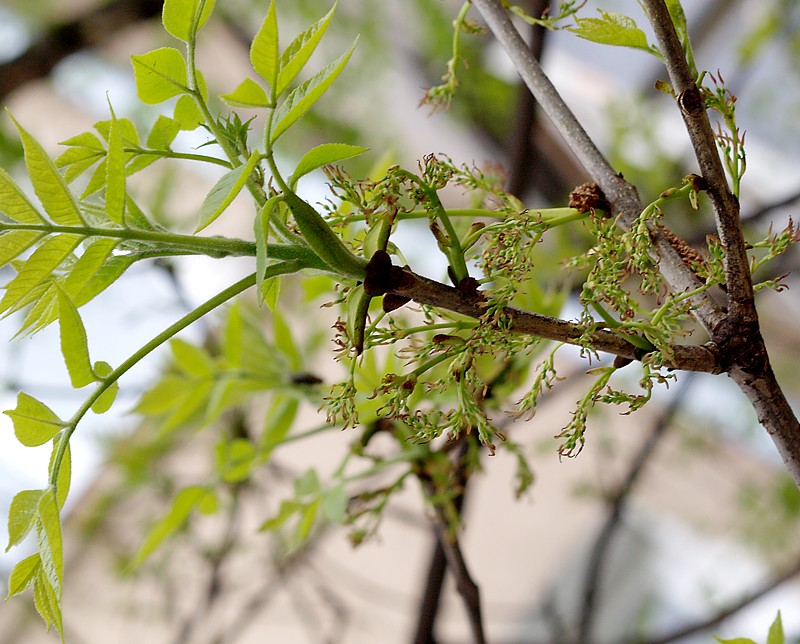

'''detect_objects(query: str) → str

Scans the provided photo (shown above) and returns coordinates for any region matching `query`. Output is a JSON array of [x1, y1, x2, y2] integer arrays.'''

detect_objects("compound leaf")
[[276, 2, 337, 96]]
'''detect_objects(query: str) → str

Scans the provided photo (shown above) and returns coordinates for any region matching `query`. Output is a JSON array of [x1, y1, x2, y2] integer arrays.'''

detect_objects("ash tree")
[[1, 0, 799, 641]]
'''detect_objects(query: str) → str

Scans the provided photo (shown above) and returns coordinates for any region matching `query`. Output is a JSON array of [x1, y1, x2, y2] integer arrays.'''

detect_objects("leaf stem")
[[49, 271, 258, 488]]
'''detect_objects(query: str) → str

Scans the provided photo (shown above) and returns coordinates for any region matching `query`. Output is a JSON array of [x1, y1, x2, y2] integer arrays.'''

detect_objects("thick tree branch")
[[641, 0, 800, 486], [469, 0, 725, 337], [389, 268, 721, 374]]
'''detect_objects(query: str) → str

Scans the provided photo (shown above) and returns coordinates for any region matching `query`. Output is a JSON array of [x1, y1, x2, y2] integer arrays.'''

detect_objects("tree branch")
[[640, 0, 753, 324], [577, 375, 695, 643], [389, 268, 721, 374], [646, 554, 800, 644], [469, 0, 725, 337]]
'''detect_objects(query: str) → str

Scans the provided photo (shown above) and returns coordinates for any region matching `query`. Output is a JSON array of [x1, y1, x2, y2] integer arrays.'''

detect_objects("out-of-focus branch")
[[646, 555, 800, 644], [577, 375, 694, 643], [0, 0, 164, 99]]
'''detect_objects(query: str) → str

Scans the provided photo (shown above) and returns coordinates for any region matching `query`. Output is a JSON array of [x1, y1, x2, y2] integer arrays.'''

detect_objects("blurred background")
[[0, 0, 799, 642]]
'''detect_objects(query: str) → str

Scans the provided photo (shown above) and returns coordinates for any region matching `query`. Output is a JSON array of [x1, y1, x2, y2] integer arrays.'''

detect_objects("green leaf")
[[768, 611, 785, 644], [215, 437, 256, 483], [162, 380, 213, 431], [147, 115, 181, 149], [49, 436, 71, 510], [162, 0, 216, 42], [196, 150, 262, 232], [94, 116, 140, 146], [131, 47, 190, 104], [569, 11, 660, 57], [129, 485, 209, 568], [294, 468, 321, 497], [173, 95, 203, 130], [36, 488, 64, 596], [259, 499, 303, 532], [10, 113, 85, 226], [259, 396, 298, 459], [33, 569, 63, 636], [171, 338, 214, 377], [0, 230, 42, 269], [90, 361, 118, 414], [0, 167, 46, 223], [7, 489, 44, 551], [274, 309, 301, 370], [0, 233, 82, 316], [80, 158, 108, 199], [295, 497, 320, 541], [322, 484, 348, 524], [276, 2, 337, 97], [56, 286, 96, 388], [6, 553, 41, 599], [220, 77, 271, 108], [105, 105, 127, 224], [250, 1, 279, 94], [271, 39, 358, 143], [290, 143, 367, 187], [4, 393, 66, 447], [714, 639, 758, 644]]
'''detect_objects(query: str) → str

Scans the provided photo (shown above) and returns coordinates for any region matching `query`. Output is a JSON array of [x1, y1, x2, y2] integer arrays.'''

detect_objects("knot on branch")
[[569, 183, 610, 215], [713, 317, 767, 374], [364, 249, 413, 311], [677, 87, 703, 116]]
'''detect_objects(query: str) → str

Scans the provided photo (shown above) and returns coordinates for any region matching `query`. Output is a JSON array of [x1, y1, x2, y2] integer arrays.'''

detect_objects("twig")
[[413, 439, 472, 644], [389, 267, 721, 373], [646, 555, 800, 644], [640, 0, 753, 324], [469, 0, 725, 336], [577, 374, 695, 643], [417, 437, 486, 644]]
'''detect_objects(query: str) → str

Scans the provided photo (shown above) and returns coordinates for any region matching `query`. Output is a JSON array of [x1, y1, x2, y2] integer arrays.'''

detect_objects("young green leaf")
[[250, 1, 279, 94], [259, 499, 304, 532], [254, 199, 272, 304], [220, 77, 271, 108], [129, 485, 210, 568], [569, 11, 660, 57], [294, 468, 321, 497], [105, 105, 127, 224], [131, 47, 190, 104], [32, 569, 63, 636], [0, 167, 46, 223], [174, 94, 204, 130], [215, 437, 256, 483], [276, 1, 337, 97], [10, 114, 85, 226], [49, 436, 72, 510], [196, 150, 262, 232], [0, 233, 82, 317], [162, 0, 216, 42], [295, 497, 320, 541], [4, 393, 66, 447], [321, 484, 349, 524], [7, 489, 44, 551], [5, 553, 41, 599], [273, 309, 301, 369], [270, 39, 358, 143], [147, 115, 182, 149], [170, 338, 214, 377], [290, 143, 368, 188], [259, 396, 299, 460], [56, 287, 96, 389], [0, 230, 42, 269], [90, 361, 119, 414], [768, 611, 785, 644], [36, 488, 64, 596]]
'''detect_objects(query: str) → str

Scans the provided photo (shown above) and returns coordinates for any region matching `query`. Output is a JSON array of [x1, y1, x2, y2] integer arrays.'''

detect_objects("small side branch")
[[389, 268, 721, 374], [641, 0, 753, 324]]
